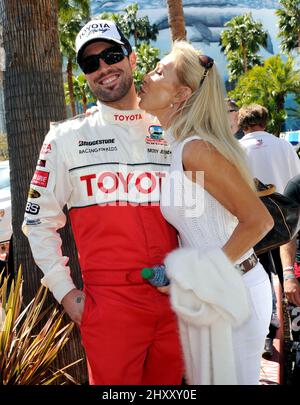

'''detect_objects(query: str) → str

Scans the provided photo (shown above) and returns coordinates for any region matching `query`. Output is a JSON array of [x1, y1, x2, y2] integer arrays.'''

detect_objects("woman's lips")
[[140, 85, 147, 94]]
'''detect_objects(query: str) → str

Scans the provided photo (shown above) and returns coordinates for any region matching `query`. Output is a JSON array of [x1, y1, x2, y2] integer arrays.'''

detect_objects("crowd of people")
[[230, 103, 300, 361], [22, 20, 300, 385]]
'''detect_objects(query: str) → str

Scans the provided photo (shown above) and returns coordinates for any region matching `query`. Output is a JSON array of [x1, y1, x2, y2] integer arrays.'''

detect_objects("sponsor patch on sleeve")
[[25, 202, 40, 215], [24, 218, 42, 226], [28, 187, 41, 199], [39, 143, 52, 159], [41, 143, 51, 155], [31, 170, 49, 188], [37, 159, 46, 168]]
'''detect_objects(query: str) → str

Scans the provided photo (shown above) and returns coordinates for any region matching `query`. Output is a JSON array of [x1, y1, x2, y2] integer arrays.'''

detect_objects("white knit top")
[[161, 133, 253, 265]]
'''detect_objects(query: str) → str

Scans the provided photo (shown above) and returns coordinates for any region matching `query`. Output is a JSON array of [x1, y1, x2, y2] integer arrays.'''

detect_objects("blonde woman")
[[139, 41, 274, 385]]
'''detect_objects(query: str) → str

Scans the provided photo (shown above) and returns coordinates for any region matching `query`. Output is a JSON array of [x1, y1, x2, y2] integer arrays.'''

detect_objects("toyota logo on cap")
[[75, 20, 132, 64]]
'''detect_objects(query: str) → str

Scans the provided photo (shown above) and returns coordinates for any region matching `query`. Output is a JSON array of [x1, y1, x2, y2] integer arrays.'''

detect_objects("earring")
[[170, 103, 174, 108]]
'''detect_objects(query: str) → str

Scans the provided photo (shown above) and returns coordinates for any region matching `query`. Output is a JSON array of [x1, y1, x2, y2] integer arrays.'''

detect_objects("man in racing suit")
[[22, 20, 183, 385]]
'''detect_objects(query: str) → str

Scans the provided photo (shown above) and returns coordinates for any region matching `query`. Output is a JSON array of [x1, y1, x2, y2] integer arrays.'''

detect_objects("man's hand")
[[284, 279, 300, 307], [61, 288, 86, 325], [157, 286, 170, 295]]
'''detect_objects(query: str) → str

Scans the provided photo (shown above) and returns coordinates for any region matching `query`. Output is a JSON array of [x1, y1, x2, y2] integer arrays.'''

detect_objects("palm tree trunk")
[[274, 92, 285, 136], [1, 0, 87, 384], [134, 29, 138, 47], [276, 93, 285, 112], [67, 58, 76, 116], [242, 45, 248, 72], [166, 0, 186, 42], [82, 91, 87, 112]]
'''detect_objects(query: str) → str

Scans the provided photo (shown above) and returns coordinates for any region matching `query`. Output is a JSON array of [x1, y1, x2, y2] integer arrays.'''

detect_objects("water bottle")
[[141, 265, 169, 287]]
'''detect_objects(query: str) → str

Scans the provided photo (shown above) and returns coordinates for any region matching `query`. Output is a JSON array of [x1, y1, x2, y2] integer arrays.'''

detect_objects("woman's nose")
[[143, 74, 149, 84]]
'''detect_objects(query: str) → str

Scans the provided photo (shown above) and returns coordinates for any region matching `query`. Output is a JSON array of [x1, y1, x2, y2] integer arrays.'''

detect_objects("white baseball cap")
[[76, 20, 132, 64]]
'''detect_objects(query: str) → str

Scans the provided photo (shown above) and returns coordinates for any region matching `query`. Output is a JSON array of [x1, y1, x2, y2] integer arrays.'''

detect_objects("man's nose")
[[97, 57, 111, 72]]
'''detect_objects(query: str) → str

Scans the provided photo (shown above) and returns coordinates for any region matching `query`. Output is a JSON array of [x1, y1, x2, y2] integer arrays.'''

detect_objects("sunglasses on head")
[[198, 54, 214, 88], [226, 98, 237, 103], [225, 98, 239, 112], [80, 45, 129, 74]]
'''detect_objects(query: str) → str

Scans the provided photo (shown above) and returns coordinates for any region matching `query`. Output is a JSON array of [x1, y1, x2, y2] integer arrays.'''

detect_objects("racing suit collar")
[[97, 101, 146, 126], [163, 128, 177, 145]]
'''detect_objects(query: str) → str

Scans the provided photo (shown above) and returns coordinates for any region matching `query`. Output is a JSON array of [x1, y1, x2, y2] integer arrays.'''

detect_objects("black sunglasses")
[[198, 55, 214, 88], [80, 45, 129, 74]]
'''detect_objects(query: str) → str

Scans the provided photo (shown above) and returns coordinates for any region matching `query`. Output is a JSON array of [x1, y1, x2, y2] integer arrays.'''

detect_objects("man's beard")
[[92, 72, 134, 103]]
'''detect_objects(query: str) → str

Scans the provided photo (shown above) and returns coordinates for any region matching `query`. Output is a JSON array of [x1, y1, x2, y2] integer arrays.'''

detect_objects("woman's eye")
[[155, 70, 162, 75]]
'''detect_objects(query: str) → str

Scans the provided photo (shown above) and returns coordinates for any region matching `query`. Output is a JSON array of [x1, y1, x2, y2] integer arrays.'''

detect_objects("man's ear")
[[174, 86, 192, 104], [129, 52, 137, 70]]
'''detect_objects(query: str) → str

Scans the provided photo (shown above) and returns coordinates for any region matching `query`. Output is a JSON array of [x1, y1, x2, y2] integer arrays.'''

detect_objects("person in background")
[[238, 104, 300, 196], [238, 104, 300, 357], [139, 40, 274, 384], [280, 174, 300, 384], [226, 98, 244, 140], [22, 20, 183, 385]]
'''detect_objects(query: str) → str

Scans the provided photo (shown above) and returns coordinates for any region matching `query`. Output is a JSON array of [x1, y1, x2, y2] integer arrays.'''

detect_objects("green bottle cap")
[[141, 267, 154, 279]]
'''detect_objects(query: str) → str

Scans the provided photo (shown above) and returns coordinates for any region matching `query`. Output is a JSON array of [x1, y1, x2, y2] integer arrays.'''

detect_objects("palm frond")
[[0, 268, 81, 384]]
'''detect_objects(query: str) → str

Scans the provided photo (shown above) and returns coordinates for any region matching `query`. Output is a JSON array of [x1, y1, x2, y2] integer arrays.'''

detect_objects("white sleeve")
[[22, 128, 76, 303], [287, 143, 300, 179]]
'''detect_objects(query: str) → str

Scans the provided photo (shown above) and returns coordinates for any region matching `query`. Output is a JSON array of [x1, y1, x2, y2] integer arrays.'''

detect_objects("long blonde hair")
[[170, 41, 254, 189]]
